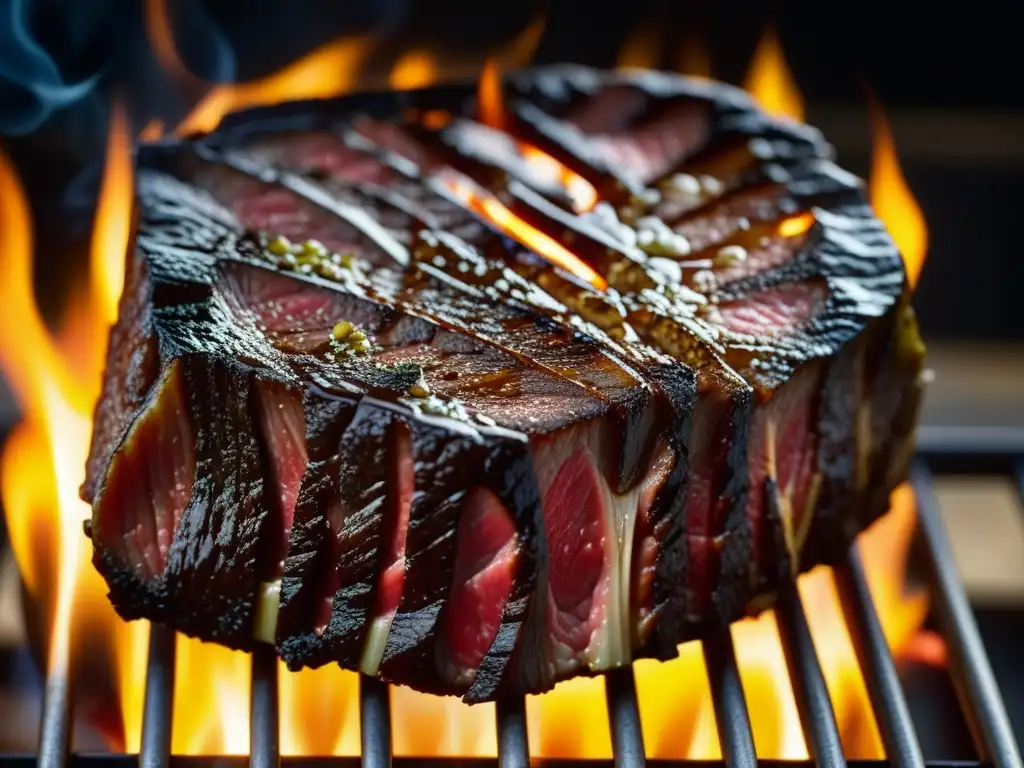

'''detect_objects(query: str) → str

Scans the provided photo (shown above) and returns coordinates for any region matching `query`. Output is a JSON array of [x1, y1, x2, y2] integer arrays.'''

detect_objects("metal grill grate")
[[27, 428, 1024, 768]]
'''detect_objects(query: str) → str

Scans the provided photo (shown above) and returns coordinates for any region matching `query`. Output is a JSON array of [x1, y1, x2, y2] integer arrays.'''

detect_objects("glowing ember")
[[445, 176, 607, 291], [743, 25, 805, 122], [477, 59, 598, 213], [779, 212, 817, 238], [868, 99, 928, 289], [477, 59, 506, 132]]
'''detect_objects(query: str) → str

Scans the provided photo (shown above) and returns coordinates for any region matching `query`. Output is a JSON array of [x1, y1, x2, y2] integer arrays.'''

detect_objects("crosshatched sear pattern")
[[81, 66, 925, 701]]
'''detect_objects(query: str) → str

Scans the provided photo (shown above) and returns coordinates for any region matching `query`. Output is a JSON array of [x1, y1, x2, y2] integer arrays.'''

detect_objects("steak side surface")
[[81, 65, 925, 701]]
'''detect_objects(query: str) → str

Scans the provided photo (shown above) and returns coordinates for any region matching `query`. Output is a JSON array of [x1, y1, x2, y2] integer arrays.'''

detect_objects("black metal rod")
[[139, 623, 177, 768], [1015, 459, 1024, 512], [360, 675, 392, 768], [605, 665, 645, 767], [702, 626, 757, 768], [250, 646, 280, 768], [495, 696, 529, 768], [36, 645, 73, 768], [916, 425, 1024, 461], [835, 547, 925, 768], [911, 461, 1024, 768], [775, 585, 846, 768]]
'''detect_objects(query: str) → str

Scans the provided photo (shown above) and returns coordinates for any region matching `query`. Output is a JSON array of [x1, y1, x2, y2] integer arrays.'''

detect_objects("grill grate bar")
[[605, 665, 646, 767], [835, 548, 925, 768], [250, 646, 280, 768], [910, 461, 1024, 768], [360, 675, 392, 768], [495, 697, 529, 768], [139, 623, 176, 768], [36, 642, 72, 768], [775, 585, 847, 768], [702, 626, 757, 767]]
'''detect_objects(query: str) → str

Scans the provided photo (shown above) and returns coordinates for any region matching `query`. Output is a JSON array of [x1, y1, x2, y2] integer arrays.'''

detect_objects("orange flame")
[[478, 59, 506, 132], [868, 100, 928, 289], [477, 59, 597, 213], [743, 26, 805, 122], [0, 106, 150, 751], [138, 118, 165, 143], [92, 104, 132, 327], [146, 0, 372, 136], [389, 51, 439, 91], [175, 37, 372, 135], [446, 177, 607, 290], [144, 0, 191, 83], [501, 13, 547, 69]]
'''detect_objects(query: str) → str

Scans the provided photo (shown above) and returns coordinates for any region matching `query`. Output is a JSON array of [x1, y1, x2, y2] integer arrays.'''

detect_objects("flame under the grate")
[[0, 22, 935, 760]]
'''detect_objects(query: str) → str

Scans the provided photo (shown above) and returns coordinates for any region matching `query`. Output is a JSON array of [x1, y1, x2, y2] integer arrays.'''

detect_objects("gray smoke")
[[0, 0, 411, 137], [0, 0, 105, 135]]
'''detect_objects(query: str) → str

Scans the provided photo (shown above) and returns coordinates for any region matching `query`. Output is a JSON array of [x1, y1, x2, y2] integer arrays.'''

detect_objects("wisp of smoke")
[[0, 0, 104, 135]]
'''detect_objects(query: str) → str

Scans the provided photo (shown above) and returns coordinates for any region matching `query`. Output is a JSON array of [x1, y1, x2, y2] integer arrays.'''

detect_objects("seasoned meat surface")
[[82, 66, 925, 701]]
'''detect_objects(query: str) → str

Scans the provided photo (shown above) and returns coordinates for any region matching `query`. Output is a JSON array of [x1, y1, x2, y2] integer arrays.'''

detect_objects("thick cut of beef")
[[82, 65, 925, 701]]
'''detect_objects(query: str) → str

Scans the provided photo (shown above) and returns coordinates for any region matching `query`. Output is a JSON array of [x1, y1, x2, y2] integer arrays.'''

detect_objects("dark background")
[[0, 0, 1022, 339]]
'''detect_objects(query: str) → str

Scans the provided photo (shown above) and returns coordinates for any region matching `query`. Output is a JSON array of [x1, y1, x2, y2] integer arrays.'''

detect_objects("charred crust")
[[379, 423, 538, 694], [280, 401, 400, 669], [463, 432, 546, 700], [82, 251, 160, 502], [161, 355, 274, 647], [761, 475, 794, 595], [633, 362, 697, 659], [712, 385, 755, 625]]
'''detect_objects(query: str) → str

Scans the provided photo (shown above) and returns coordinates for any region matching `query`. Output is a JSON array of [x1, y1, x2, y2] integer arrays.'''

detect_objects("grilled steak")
[[81, 65, 925, 701]]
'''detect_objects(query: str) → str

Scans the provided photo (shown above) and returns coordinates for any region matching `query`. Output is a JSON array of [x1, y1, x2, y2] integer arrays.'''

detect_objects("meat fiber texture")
[[81, 65, 925, 701]]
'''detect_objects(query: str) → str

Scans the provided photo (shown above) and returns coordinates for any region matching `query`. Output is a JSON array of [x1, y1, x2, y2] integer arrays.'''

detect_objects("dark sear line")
[[205, 126, 688, 466]]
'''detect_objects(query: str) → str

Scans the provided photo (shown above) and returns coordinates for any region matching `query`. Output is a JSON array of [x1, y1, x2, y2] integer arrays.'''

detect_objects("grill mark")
[[509, 100, 647, 205], [656, 108, 828, 186], [328, 121, 728, 369], [422, 118, 577, 208], [206, 148, 412, 267], [207, 139, 647, 440]]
